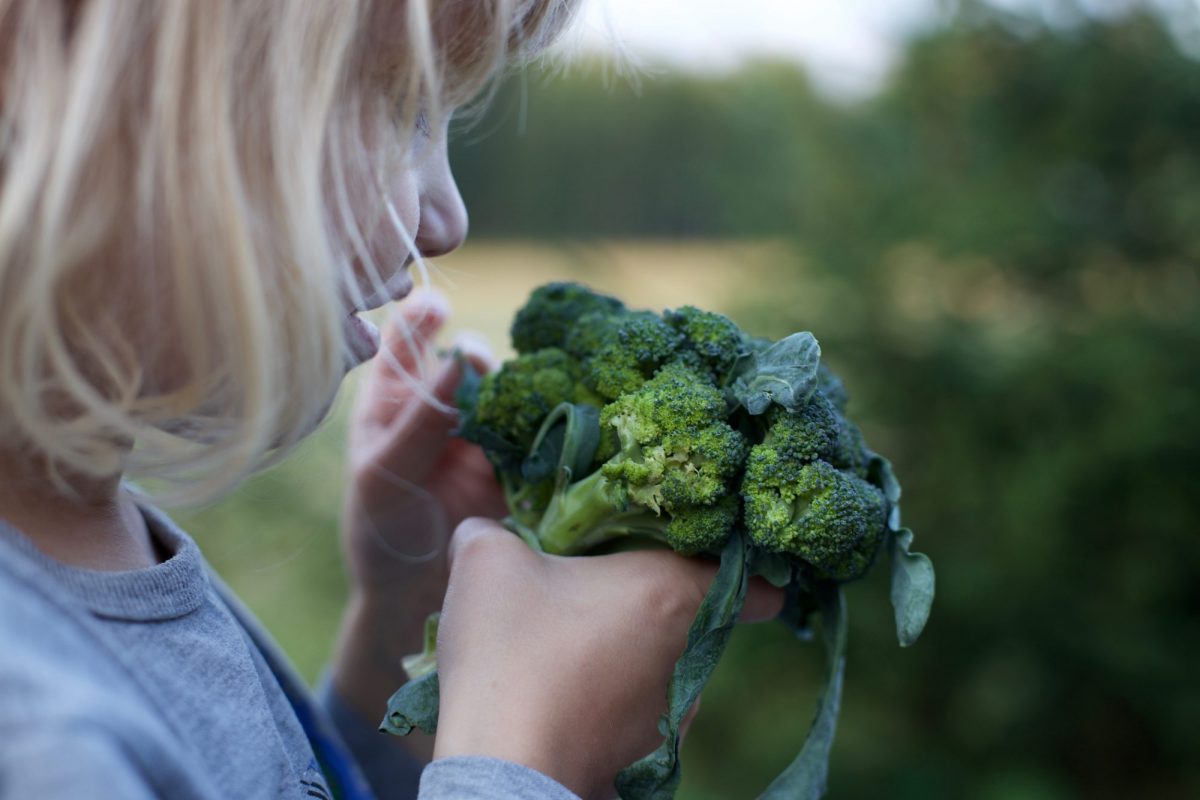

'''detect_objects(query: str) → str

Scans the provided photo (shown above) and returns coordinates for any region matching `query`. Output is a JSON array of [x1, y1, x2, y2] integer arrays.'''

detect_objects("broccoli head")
[[742, 452, 887, 581], [394, 283, 935, 798]]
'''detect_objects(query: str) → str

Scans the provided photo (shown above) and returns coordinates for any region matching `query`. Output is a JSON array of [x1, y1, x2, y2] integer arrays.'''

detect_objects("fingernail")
[[406, 287, 452, 320]]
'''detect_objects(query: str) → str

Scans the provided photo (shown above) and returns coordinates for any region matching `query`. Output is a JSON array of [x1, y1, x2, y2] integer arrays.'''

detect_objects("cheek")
[[368, 174, 421, 269], [334, 128, 423, 296]]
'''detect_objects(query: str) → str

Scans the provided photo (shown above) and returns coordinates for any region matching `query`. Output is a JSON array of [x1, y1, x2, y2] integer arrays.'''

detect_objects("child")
[[0, 2, 781, 799]]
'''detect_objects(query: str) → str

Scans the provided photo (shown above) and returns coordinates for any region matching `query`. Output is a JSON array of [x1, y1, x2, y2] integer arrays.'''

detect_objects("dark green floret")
[[470, 348, 577, 459], [573, 310, 683, 400], [742, 453, 888, 581], [665, 305, 748, 382], [510, 282, 624, 354]]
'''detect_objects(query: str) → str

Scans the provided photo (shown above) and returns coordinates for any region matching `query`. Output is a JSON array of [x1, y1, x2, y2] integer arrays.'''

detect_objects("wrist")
[[331, 595, 419, 717], [432, 680, 604, 799], [331, 595, 438, 762]]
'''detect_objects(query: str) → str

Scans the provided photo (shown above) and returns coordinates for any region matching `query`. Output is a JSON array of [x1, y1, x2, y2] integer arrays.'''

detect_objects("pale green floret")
[[599, 363, 746, 511], [743, 453, 888, 582], [534, 363, 747, 556]]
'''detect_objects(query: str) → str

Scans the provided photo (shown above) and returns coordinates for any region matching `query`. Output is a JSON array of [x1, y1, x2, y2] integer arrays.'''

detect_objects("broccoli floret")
[[829, 415, 869, 478], [759, 396, 841, 464], [755, 380, 871, 478], [569, 310, 683, 400], [742, 452, 887, 581], [665, 494, 740, 556], [510, 282, 624, 354], [470, 348, 578, 458], [531, 363, 747, 556], [665, 306, 747, 383], [601, 362, 746, 511]]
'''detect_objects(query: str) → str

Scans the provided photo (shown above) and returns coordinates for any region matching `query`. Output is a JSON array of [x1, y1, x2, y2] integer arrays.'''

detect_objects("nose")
[[415, 157, 468, 258]]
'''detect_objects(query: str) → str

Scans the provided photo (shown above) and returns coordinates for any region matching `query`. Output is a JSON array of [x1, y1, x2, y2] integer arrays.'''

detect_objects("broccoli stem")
[[535, 468, 667, 555]]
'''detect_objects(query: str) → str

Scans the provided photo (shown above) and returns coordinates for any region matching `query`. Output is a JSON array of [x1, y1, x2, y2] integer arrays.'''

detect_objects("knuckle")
[[449, 519, 522, 572], [638, 569, 706, 628]]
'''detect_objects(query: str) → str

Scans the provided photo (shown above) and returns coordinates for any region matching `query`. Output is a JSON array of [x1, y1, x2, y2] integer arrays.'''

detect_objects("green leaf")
[[615, 532, 749, 800], [748, 547, 794, 589], [380, 670, 440, 736], [522, 402, 601, 484], [888, 528, 935, 647], [760, 584, 848, 800], [866, 452, 903, 531], [776, 580, 819, 643], [732, 332, 822, 415], [452, 351, 483, 422]]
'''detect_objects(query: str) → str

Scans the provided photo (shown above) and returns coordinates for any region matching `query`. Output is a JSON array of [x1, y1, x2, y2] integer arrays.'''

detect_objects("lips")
[[349, 261, 416, 314], [342, 263, 415, 366], [345, 313, 383, 365]]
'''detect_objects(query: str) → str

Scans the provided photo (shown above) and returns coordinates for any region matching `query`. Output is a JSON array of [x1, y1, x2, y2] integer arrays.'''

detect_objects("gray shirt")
[[0, 505, 578, 800]]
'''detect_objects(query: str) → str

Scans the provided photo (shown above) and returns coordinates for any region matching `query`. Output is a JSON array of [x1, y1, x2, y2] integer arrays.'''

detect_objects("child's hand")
[[332, 290, 506, 731], [434, 518, 785, 800]]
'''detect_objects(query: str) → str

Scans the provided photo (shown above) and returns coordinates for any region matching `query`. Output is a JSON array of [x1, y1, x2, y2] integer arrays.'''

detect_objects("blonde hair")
[[0, 0, 574, 505]]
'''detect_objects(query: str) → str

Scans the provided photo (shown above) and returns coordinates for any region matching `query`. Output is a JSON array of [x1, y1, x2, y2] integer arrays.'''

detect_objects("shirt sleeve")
[[419, 757, 581, 800], [315, 673, 426, 800]]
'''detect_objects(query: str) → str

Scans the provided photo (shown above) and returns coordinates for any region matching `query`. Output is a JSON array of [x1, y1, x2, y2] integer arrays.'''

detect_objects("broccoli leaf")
[[522, 402, 601, 484], [453, 350, 484, 419], [888, 527, 935, 647], [867, 452, 903, 531], [732, 332, 821, 415], [380, 670, 440, 736], [760, 584, 847, 800], [748, 547, 794, 589], [614, 532, 749, 800], [775, 581, 819, 642]]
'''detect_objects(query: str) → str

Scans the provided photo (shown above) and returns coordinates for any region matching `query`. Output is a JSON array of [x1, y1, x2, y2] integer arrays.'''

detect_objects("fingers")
[[356, 289, 451, 430], [363, 343, 487, 478], [742, 576, 786, 623], [377, 289, 451, 383], [609, 548, 785, 625]]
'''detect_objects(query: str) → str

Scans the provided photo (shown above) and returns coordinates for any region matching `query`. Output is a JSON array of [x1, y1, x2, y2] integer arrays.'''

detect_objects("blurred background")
[[179, 1, 1200, 797]]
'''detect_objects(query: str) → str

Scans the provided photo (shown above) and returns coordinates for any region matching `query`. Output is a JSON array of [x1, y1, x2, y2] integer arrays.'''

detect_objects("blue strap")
[[286, 683, 377, 800]]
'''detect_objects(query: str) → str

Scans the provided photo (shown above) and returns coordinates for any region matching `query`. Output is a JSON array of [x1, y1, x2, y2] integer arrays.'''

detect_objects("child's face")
[[342, 111, 468, 366]]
